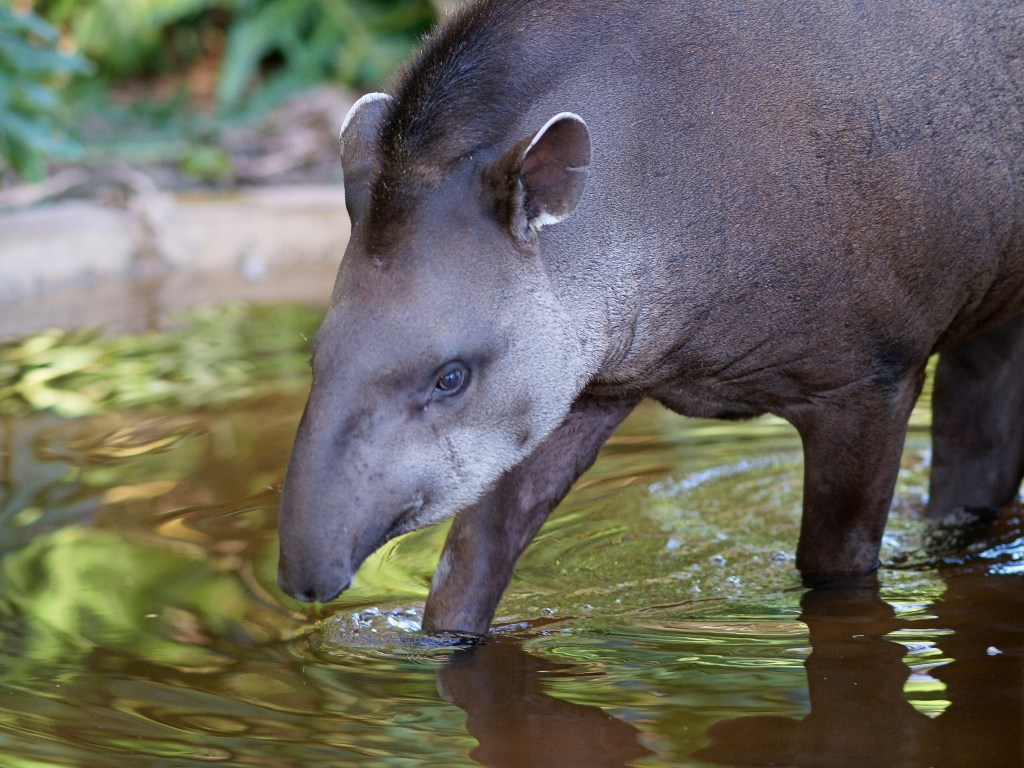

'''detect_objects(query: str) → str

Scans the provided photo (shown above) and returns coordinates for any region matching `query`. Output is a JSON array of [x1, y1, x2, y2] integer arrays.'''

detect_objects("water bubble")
[[349, 606, 422, 634], [386, 613, 422, 633]]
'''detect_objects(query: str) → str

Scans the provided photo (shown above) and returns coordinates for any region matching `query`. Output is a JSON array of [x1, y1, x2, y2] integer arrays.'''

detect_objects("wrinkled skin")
[[279, 0, 1024, 634]]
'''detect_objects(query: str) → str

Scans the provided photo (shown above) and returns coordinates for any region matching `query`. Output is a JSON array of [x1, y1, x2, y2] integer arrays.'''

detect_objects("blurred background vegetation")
[[0, 0, 444, 184]]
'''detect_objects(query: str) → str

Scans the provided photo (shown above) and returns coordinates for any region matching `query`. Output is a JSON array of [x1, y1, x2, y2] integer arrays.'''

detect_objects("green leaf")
[[217, 0, 313, 111], [12, 81, 59, 112], [0, 7, 59, 44], [179, 143, 234, 182], [0, 107, 81, 159], [0, 33, 90, 75], [0, 130, 43, 178], [0, 5, 91, 178]]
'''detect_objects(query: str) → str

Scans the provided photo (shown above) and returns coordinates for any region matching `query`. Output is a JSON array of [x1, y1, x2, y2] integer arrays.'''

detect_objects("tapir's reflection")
[[436, 571, 1022, 768], [436, 635, 653, 768], [696, 573, 1024, 767]]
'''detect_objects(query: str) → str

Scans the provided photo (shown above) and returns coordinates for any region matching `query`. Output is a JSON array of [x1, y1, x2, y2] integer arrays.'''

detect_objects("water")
[[0, 304, 1022, 767]]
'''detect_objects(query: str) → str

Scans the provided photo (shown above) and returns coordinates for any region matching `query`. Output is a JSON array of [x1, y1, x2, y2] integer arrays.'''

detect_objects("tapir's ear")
[[488, 112, 591, 243], [339, 92, 394, 220]]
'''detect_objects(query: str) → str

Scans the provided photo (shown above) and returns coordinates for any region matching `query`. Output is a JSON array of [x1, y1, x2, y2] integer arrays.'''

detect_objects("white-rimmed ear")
[[488, 112, 591, 242], [339, 92, 394, 220]]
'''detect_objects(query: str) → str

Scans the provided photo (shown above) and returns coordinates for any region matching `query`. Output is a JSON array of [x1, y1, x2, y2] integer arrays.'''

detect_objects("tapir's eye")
[[433, 361, 470, 397]]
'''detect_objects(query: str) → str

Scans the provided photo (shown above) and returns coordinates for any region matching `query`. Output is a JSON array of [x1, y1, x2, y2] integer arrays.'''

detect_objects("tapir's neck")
[[537, 214, 667, 391], [536, 187, 696, 393]]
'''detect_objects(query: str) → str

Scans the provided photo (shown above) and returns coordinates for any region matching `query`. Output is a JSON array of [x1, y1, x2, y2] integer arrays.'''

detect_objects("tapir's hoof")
[[425, 629, 488, 646], [799, 567, 880, 592]]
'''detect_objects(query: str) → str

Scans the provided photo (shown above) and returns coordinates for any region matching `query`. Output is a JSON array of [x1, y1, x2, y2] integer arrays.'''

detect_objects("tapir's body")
[[279, 0, 1024, 634]]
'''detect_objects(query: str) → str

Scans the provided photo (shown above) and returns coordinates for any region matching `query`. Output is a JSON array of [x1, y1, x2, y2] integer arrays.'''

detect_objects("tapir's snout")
[[276, 547, 353, 604], [276, 447, 410, 605], [276, 399, 368, 605]]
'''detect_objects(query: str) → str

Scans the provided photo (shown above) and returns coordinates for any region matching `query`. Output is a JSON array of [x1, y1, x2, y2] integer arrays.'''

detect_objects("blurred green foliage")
[[0, 303, 323, 418], [0, 6, 91, 179], [217, 0, 437, 112], [40, 0, 436, 107], [2, 0, 438, 179], [37, 0, 195, 78], [39, 0, 223, 78]]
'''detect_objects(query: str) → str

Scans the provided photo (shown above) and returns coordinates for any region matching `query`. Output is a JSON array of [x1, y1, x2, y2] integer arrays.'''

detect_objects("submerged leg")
[[422, 396, 638, 635], [790, 371, 925, 579], [928, 312, 1024, 519]]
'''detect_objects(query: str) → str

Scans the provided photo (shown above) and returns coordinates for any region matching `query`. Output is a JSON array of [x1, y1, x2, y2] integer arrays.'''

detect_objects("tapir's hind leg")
[[928, 312, 1024, 520], [422, 396, 638, 636]]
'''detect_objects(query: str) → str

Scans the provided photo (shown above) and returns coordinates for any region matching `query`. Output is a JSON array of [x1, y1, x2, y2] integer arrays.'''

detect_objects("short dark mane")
[[374, 0, 559, 200]]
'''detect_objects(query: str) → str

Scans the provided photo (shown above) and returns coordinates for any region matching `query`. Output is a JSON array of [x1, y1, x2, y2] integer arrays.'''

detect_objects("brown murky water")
[[0, 304, 1022, 767]]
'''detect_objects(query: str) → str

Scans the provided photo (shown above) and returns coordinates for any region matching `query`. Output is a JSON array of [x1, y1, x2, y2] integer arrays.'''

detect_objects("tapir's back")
[[563, 0, 1024, 355]]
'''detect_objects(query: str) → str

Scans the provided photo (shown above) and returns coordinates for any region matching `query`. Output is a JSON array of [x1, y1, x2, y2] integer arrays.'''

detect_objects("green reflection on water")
[[0, 304, 324, 417]]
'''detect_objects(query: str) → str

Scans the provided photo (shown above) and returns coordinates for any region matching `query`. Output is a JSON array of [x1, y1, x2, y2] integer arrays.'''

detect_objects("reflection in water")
[[432, 566, 1024, 768], [929, 570, 1024, 768], [1, 307, 1023, 766], [437, 637, 652, 768], [696, 571, 1024, 768]]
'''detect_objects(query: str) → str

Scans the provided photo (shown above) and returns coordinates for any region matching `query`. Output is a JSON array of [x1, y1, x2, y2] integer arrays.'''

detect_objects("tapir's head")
[[277, 93, 594, 602]]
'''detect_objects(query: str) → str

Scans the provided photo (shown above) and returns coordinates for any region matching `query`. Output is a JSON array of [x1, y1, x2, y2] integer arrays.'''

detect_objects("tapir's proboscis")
[[278, 0, 1024, 635]]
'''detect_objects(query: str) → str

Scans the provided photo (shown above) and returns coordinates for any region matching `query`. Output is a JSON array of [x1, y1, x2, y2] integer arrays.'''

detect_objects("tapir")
[[278, 0, 1024, 635]]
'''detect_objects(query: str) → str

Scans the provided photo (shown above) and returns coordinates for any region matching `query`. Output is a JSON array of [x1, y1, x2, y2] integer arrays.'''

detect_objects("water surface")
[[0, 304, 1021, 767]]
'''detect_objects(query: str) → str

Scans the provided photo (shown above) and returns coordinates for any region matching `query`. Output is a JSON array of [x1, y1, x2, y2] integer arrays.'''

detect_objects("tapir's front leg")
[[422, 396, 639, 635], [789, 371, 925, 579]]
